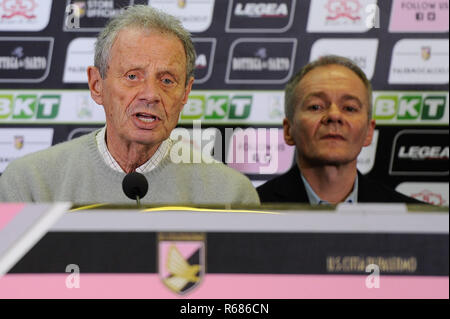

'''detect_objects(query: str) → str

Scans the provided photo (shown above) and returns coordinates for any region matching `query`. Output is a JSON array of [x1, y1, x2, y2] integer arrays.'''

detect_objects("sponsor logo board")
[[63, 37, 95, 83], [310, 38, 378, 80], [62, 37, 216, 84], [307, 0, 378, 33], [226, 128, 295, 175], [0, 37, 53, 83], [0, 128, 54, 173], [0, 0, 52, 31], [389, 0, 449, 32], [389, 39, 449, 84], [1, 90, 447, 125], [0, 90, 105, 123], [225, 0, 296, 33], [357, 129, 378, 174], [373, 92, 449, 125], [396, 182, 449, 206], [193, 38, 216, 84], [63, 0, 130, 32], [225, 38, 297, 84], [389, 130, 449, 176], [0, 90, 285, 124], [180, 91, 285, 124], [148, 0, 215, 32]]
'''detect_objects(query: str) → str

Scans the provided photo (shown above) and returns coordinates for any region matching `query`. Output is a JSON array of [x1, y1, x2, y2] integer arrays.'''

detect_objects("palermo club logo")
[[158, 233, 206, 295], [14, 135, 23, 150], [421, 46, 431, 61]]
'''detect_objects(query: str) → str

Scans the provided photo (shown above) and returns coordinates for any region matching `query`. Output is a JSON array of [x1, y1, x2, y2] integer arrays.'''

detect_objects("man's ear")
[[87, 66, 103, 105], [363, 119, 376, 147], [283, 118, 296, 146], [181, 76, 194, 107]]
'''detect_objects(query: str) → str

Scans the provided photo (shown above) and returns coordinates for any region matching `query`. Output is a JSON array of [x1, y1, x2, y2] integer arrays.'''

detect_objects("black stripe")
[[10, 232, 448, 276]]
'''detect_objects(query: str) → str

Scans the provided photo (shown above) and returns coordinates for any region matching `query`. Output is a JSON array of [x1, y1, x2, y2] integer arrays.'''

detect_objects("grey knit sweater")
[[0, 131, 260, 205]]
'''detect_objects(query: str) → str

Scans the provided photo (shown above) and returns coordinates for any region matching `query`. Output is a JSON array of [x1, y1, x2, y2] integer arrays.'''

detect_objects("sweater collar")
[[95, 125, 171, 173]]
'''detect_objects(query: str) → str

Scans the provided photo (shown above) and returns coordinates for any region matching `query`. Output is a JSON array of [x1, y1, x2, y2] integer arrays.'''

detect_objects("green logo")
[[374, 95, 446, 121], [0, 94, 60, 120], [181, 95, 252, 120]]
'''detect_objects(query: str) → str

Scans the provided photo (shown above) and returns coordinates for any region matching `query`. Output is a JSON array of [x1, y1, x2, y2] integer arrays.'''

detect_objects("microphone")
[[122, 172, 148, 207]]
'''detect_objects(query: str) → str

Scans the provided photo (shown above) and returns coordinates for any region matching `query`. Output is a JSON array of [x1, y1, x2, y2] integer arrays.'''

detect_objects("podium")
[[0, 203, 448, 298]]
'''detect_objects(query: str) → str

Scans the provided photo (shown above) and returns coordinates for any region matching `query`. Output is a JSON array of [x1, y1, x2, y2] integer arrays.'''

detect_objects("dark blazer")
[[257, 165, 423, 204]]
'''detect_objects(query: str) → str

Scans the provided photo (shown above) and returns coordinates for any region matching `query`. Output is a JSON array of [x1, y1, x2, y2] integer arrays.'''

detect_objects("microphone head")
[[122, 172, 148, 200]]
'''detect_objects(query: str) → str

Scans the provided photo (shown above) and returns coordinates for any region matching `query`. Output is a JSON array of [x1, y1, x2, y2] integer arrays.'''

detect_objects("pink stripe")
[[0, 274, 447, 299], [0, 203, 25, 231]]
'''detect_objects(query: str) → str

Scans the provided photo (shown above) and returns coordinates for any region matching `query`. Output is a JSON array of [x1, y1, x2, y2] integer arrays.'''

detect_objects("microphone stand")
[[136, 195, 141, 208]]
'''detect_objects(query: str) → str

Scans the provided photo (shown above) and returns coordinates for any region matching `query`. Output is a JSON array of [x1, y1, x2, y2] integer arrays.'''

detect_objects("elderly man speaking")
[[0, 5, 259, 205]]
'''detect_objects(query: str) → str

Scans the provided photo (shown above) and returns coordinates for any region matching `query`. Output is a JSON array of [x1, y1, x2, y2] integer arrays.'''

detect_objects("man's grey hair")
[[94, 5, 196, 85], [284, 55, 373, 121]]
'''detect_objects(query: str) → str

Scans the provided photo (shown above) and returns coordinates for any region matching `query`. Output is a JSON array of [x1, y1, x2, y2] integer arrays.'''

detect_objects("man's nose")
[[137, 78, 161, 104], [323, 103, 343, 124]]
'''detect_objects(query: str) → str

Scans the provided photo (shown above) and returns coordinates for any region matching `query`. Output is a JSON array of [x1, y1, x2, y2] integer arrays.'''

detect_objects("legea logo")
[[234, 2, 288, 17], [226, 0, 296, 33], [0, 0, 52, 31], [389, 130, 449, 176]]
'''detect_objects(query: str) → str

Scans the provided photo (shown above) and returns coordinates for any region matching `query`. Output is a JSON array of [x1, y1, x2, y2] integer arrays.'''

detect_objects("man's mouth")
[[135, 112, 160, 123], [321, 134, 345, 140]]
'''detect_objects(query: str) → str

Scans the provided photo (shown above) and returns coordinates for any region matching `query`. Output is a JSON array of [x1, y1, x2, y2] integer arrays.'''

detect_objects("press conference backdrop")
[[0, 0, 448, 205]]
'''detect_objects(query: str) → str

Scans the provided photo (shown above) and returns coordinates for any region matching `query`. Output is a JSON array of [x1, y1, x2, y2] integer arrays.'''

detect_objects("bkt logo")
[[374, 95, 446, 121], [0, 94, 60, 119], [181, 95, 252, 120]]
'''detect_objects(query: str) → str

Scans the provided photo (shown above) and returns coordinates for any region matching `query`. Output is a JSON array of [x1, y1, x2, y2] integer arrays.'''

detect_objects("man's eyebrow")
[[340, 94, 363, 107], [300, 92, 364, 105], [300, 92, 328, 104], [120, 64, 145, 72]]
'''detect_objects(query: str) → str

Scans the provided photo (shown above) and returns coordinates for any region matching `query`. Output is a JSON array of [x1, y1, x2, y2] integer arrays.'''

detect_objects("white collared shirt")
[[96, 126, 171, 173], [301, 173, 358, 205]]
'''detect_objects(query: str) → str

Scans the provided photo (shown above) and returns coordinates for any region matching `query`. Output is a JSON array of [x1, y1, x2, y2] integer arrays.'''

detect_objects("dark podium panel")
[[1, 204, 449, 298]]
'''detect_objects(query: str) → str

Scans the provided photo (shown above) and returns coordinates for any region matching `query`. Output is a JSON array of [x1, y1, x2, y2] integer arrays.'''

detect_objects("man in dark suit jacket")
[[257, 55, 421, 204]]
